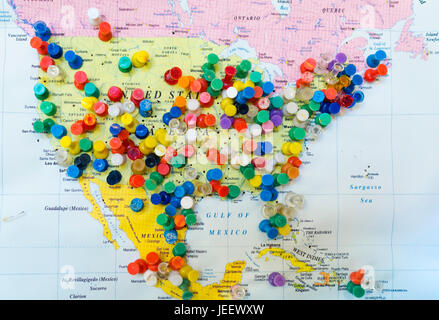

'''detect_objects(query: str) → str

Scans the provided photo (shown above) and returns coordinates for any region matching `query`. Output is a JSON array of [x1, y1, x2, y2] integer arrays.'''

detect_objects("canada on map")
[[0, 0, 438, 304]]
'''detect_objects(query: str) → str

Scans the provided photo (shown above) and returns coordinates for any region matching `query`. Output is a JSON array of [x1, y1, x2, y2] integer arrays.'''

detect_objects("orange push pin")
[[98, 22, 112, 42]]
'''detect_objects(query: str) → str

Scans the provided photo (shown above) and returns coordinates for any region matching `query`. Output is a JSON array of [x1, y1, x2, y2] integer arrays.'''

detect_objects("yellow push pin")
[[93, 140, 109, 159]]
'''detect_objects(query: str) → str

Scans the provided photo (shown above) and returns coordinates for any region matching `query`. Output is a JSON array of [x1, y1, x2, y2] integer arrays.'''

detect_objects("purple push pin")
[[273, 274, 286, 287], [327, 59, 336, 71], [335, 52, 347, 64], [269, 109, 283, 117], [270, 115, 283, 127], [220, 117, 233, 129], [268, 272, 281, 286]]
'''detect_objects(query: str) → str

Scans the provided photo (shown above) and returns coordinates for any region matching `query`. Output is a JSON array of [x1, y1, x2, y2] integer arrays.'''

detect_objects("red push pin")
[[108, 86, 124, 102], [30, 37, 48, 55], [223, 66, 236, 83], [204, 114, 216, 127], [130, 88, 144, 107], [74, 71, 88, 90], [40, 56, 54, 72], [98, 21, 112, 42], [209, 180, 221, 192], [288, 156, 302, 168], [196, 114, 207, 128], [233, 118, 247, 133], [199, 92, 213, 108], [364, 68, 379, 83], [218, 185, 229, 197], [93, 101, 108, 116], [129, 174, 145, 188], [70, 120, 85, 135]]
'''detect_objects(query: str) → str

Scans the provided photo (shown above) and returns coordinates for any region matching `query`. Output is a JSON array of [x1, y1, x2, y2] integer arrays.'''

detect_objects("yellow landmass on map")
[[33, 36, 260, 300], [258, 247, 314, 273]]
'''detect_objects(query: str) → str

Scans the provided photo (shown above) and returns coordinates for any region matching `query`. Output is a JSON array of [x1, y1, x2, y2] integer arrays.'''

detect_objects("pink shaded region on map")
[[9, 0, 417, 82], [395, 19, 428, 60]]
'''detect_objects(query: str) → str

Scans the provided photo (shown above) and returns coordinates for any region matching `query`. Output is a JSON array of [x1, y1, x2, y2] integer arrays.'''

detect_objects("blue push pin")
[[47, 43, 63, 59], [135, 124, 149, 139], [270, 188, 278, 201], [174, 186, 186, 198], [262, 81, 274, 96], [259, 219, 271, 233], [312, 90, 325, 103], [328, 102, 341, 115], [344, 64, 357, 76], [162, 112, 172, 125], [159, 191, 171, 205], [235, 91, 247, 105], [375, 50, 387, 61], [50, 124, 67, 139], [164, 230, 178, 244], [92, 159, 108, 172], [33, 21, 51, 41], [267, 227, 279, 239], [182, 181, 195, 195], [206, 168, 223, 181], [242, 86, 255, 100], [64, 50, 83, 69], [351, 74, 364, 86], [260, 189, 272, 202], [109, 123, 123, 136], [170, 196, 181, 208], [106, 170, 122, 185], [170, 106, 182, 119], [366, 54, 380, 68], [150, 193, 162, 205], [67, 165, 82, 179], [130, 198, 144, 212], [262, 174, 274, 188], [139, 99, 153, 117], [353, 91, 365, 103], [165, 205, 177, 217]]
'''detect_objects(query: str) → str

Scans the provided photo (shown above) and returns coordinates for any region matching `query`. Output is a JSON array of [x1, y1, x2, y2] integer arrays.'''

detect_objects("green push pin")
[[172, 242, 187, 257], [207, 53, 219, 65], [43, 118, 55, 132], [346, 281, 356, 293], [243, 167, 255, 180], [185, 213, 197, 226], [163, 220, 175, 231], [156, 213, 170, 226], [164, 181, 176, 194], [203, 69, 216, 82], [240, 60, 252, 73], [40, 101, 57, 116], [227, 185, 241, 199], [276, 173, 289, 185], [353, 285, 365, 298], [210, 78, 223, 92], [289, 127, 306, 141], [179, 278, 191, 291], [308, 100, 321, 112], [33, 83, 49, 100], [249, 71, 262, 84], [171, 155, 186, 168], [33, 120, 46, 133], [79, 138, 93, 152], [181, 208, 194, 217], [84, 82, 100, 98], [182, 291, 193, 300], [256, 110, 270, 123], [118, 56, 132, 73], [150, 172, 164, 185], [270, 96, 284, 109], [316, 113, 331, 127], [207, 86, 221, 98], [145, 179, 157, 191]]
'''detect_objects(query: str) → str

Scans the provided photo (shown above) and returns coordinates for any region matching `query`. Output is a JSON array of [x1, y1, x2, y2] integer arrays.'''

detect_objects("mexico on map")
[[0, 0, 438, 303]]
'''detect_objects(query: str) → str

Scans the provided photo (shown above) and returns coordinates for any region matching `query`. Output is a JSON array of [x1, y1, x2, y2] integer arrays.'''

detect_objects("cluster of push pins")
[[347, 265, 380, 298], [29, 6, 388, 299]]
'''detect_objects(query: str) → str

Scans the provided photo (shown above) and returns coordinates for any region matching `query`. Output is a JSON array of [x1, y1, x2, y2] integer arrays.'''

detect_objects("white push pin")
[[230, 284, 246, 300], [108, 103, 122, 117], [285, 192, 305, 209], [122, 101, 135, 114], [283, 102, 298, 116], [144, 270, 158, 286], [47, 65, 64, 80], [55, 149, 72, 167], [87, 8, 102, 26], [282, 87, 296, 101], [168, 271, 183, 286], [110, 153, 126, 166]]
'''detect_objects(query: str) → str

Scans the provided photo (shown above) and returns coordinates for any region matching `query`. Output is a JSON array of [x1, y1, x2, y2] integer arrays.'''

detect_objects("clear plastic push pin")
[[87, 8, 102, 26], [183, 166, 198, 180], [168, 118, 180, 134], [281, 206, 297, 220], [317, 52, 332, 69], [47, 65, 64, 80], [306, 124, 322, 139], [55, 149, 72, 167], [262, 203, 276, 219], [230, 284, 246, 300], [157, 262, 170, 279], [330, 62, 345, 77], [177, 121, 188, 135], [285, 192, 305, 209]]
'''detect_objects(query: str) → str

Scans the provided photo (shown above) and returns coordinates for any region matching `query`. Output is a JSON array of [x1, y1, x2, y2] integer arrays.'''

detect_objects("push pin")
[[30, 37, 48, 55], [33, 21, 51, 41], [64, 50, 83, 69], [87, 8, 102, 26]]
